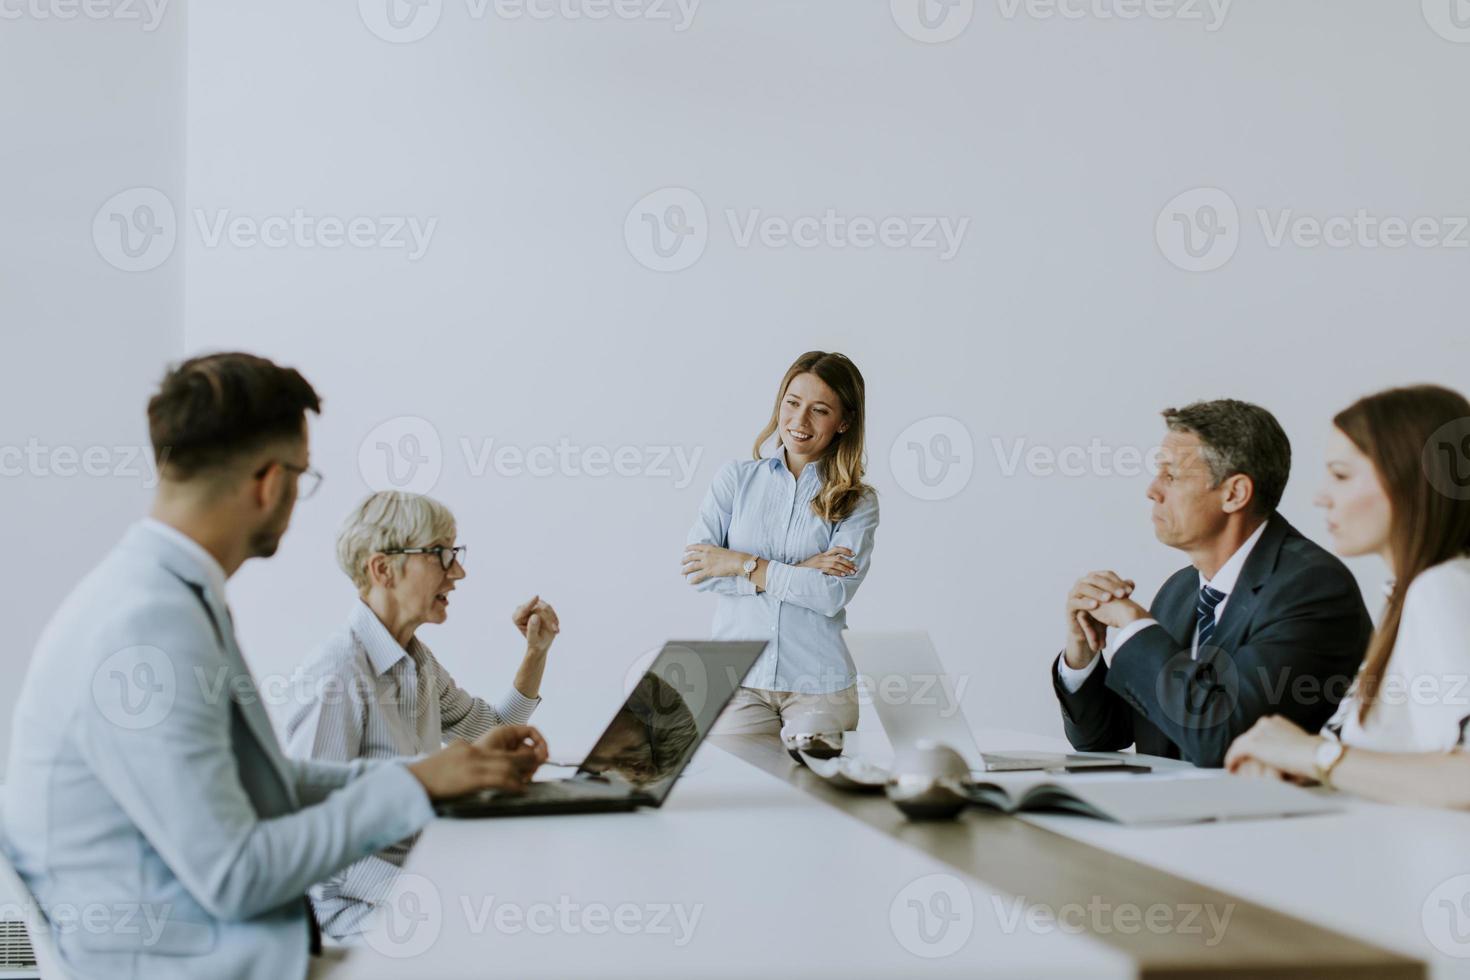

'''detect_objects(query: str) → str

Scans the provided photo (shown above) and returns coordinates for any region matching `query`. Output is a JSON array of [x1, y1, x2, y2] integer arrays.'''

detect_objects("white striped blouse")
[[282, 599, 539, 938]]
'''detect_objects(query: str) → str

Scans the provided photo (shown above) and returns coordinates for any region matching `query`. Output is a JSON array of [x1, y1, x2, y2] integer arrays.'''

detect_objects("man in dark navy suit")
[[1052, 399, 1373, 768]]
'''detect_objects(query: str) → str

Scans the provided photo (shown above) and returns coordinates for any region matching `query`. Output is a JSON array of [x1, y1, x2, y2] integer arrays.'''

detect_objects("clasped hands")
[[1062, 571, 1317, 785], [1062, 569, 1148, 669], [681, 543, 856, 584]]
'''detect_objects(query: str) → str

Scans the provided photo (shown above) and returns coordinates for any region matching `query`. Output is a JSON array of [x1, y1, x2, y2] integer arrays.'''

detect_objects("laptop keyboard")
[[492, 777, 634, 804]]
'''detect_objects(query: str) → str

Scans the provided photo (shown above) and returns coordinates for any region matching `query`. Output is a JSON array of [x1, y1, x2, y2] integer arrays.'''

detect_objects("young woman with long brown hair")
[[1226, 384, 1470, 809], [682, 351, 879, 735]]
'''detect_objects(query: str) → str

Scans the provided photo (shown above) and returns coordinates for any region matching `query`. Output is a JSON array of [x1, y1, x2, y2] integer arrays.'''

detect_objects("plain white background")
[[5, 0, 1470, 771]]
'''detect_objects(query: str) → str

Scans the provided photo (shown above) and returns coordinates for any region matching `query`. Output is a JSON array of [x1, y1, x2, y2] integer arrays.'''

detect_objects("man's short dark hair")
[[148, 352, 322, 480], [1161, 399, 1291, 517]]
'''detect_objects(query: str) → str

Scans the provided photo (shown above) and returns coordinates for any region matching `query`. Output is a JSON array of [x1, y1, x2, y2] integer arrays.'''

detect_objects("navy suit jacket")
[[1052, 514, 1373, 767]]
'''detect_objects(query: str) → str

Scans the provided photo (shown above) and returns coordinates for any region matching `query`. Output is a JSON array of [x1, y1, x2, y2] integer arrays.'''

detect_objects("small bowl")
[[781, 712, 847, 764], [885, 741, 972, 820]]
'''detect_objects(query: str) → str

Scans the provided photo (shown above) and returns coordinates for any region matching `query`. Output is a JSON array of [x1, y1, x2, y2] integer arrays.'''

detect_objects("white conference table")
[[320, 728, 1468, 979], [970, 729, 1470, 980], [318, 737, 1132, 978]]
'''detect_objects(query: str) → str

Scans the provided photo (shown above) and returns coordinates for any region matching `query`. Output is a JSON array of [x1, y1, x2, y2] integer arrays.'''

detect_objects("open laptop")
[[436, 640, 767, 817], [844, 631, 1133, 775]]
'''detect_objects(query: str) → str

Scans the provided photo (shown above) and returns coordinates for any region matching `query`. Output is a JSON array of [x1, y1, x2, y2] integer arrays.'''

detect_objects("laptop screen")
[[577, 640, 767, 803]]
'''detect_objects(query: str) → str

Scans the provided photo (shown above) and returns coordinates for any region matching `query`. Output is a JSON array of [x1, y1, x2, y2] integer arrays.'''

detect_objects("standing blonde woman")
[[683, 351, 879, 735]]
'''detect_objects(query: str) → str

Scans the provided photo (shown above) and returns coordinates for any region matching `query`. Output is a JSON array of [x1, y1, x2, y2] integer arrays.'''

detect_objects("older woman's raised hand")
[[512, 595, 560, 656]]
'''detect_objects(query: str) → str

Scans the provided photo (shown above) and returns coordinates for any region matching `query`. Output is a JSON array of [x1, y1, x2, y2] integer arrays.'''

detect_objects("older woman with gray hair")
[[284, 490, 559, 938]]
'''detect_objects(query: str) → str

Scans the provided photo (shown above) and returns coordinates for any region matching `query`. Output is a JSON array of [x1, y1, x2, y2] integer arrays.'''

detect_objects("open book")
[[965, 771, 1341, 825]]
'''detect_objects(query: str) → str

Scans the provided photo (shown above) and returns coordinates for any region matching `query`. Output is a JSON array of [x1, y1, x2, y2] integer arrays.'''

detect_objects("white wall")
[[0, 5, 186, 776], [181, 0, 1470, 757]]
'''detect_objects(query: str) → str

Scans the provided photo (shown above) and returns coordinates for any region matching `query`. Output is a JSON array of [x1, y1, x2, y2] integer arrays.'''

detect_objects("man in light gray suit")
[[1, 352, 546, 979]]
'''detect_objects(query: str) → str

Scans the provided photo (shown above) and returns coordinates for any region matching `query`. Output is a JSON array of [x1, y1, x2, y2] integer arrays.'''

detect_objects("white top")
[[1059, 521, 1269, 693], [1324, 555, 1470, 753]]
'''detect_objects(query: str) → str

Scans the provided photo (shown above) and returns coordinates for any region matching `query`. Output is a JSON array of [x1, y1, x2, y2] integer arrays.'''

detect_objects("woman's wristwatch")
[[741, 556, 759, 579], [1313, 737, 1348, 789]]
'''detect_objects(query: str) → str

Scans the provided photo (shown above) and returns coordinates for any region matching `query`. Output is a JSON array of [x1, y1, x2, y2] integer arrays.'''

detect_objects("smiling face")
[[779, 372, 848, 460], [1314, 425, 1393, 559], [390, 538, 466, 627]]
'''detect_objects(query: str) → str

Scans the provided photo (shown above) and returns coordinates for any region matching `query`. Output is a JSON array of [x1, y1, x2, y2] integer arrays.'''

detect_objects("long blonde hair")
[[752, 351, 871, 522]]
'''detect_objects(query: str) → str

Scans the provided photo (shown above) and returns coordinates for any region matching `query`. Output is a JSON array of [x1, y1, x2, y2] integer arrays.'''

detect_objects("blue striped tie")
[[1195, 584, 1227, 652]]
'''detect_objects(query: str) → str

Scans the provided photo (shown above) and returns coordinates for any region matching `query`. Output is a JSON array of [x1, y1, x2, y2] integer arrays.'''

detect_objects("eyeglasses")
[[255, 460, 324, 500], [381, 545, 467, 571]]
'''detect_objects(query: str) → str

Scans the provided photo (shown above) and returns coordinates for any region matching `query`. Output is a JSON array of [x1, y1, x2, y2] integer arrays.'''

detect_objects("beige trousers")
[[711, 685, 861, 736]]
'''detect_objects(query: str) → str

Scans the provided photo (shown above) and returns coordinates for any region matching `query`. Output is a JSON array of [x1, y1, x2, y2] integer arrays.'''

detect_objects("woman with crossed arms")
[[1226, 384, 1470, 810], [682, 350, 879, 735]]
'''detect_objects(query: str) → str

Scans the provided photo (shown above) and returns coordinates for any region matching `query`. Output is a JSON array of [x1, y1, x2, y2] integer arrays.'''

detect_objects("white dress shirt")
[[1058, 520, 1270, 693], [1324, 556, 1470, 753]]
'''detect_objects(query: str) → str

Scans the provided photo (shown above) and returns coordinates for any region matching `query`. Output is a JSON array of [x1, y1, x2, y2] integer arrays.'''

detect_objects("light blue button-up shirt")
[[687, 453, 879, 693]]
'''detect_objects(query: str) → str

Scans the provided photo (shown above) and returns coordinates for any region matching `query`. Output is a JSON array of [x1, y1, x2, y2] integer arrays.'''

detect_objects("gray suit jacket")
[[1, 522, 435, 979]]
